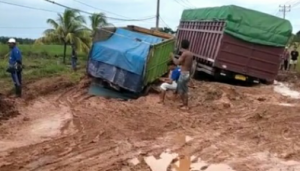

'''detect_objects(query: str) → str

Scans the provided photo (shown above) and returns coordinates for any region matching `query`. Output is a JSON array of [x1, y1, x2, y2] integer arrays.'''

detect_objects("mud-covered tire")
[[265, 80, 274, 85], [261, 79, 274, 85]]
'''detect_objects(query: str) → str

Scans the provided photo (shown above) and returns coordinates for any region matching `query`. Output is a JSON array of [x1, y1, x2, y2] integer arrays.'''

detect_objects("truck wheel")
[[265, 80, 274, 85]]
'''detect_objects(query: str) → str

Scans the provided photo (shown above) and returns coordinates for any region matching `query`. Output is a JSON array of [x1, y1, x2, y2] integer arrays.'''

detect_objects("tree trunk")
[[63, 43, 67, 64]]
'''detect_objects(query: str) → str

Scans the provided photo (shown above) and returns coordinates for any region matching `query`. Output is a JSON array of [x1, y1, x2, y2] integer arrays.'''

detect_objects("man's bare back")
[[180, 50, 193, 72], [171, 39, 192, 109]]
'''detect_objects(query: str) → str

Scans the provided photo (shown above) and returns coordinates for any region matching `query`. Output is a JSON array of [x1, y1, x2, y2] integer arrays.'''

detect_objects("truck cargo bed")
[[177, 20, 284, 82], [88, 25, 174, 93], [177, 5, 292, 83]]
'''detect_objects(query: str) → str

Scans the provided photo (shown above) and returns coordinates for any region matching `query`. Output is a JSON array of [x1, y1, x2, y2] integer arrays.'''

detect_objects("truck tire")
[[263, 79, 274, 85]]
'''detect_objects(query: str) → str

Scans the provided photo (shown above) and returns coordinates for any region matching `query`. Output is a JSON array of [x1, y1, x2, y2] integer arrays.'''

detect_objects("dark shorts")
[[177, 72, 190, 94]]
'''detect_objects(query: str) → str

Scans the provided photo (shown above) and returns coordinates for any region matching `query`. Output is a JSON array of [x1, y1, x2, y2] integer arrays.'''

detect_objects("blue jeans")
[[11, 71, 22, 86]]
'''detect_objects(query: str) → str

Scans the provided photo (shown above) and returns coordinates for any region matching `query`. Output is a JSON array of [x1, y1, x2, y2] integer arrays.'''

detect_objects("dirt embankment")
[[0, 75, 90, 123], [0, 95, 19, 122]]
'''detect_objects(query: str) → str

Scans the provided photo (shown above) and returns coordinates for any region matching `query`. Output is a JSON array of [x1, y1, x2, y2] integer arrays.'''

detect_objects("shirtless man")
[[171, 39, 193, 109]]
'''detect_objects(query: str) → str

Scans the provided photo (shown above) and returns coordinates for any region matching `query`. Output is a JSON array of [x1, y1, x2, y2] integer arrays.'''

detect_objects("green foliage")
[[41, 9, 91, 63], [159, 27, 176, 34], [288, 31, 300, 48], [0, 44, 86, 58], [89, 13, 111, 36], [0, 36, 35, 44], [0, 55, 85, 93]]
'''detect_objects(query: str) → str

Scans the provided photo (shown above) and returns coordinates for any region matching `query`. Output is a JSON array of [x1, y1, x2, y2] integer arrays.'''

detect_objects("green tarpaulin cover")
[[181, 5, 292, 47]]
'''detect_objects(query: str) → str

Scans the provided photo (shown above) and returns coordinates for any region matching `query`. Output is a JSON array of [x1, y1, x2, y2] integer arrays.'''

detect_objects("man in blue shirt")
[[159, 61, 181, 104], [6, 38, 22, 97]]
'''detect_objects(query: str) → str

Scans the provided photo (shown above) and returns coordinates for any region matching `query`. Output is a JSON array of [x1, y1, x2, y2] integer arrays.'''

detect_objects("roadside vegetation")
[[0, 54, 85, 94], [0, 9, 110, 93]]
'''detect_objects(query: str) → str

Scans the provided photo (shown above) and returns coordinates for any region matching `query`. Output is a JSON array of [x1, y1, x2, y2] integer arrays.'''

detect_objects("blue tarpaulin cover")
[[88, 60, 144, 92], [90, 28, 163, 75], [88, 28, 163, 93]]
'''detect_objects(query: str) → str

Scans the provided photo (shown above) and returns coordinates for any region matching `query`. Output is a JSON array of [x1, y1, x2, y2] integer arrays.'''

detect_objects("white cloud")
[[0, 0, 299, 38]]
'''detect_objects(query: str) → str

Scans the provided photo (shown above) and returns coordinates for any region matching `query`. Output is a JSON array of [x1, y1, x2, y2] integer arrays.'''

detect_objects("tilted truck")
[[176, 5, 292, 83], [87, 25, 175, 93]]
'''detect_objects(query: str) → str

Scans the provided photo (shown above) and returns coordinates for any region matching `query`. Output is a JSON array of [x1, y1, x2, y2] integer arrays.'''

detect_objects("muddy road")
[[0, 76, 300, 171]]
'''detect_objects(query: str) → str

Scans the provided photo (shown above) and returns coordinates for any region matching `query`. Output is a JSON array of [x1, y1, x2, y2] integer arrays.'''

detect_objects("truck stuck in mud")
[[87, 25, 175, 93]]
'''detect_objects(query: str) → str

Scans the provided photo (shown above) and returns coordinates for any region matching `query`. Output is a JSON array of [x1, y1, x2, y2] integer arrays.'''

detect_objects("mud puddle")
[[129, 134, 300, 171], [0, 97, 75, 152], [274, 81, 300, 99]]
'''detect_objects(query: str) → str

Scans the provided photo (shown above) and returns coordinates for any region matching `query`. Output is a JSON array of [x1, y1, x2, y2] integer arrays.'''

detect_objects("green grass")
[[0, 55, 85, 94], [0, 44, 86, 58], [0, 44, 87, 94]]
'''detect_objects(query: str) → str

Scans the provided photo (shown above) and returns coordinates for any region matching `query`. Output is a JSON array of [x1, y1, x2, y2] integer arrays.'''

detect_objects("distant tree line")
[[288, 31, 300, 48], [0, 36, 36, 44], [159, 27, 176, 34]]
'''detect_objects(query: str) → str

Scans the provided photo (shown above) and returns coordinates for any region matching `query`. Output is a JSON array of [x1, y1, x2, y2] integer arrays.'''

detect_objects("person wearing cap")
[[6, 38, 22, 97]]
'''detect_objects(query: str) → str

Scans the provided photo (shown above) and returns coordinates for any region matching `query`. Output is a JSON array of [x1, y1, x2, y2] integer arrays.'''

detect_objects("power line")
[[288, 0, 299, 5], [0, 27, 47, 29], [179, 0, 194, 8], [173, 0, 189, 8], [292, 0, 300, 7], [279, 4, 291, 18], [73, 0, 154, 20], [184, 0, 196, 7], [160, 17, 171, 28], [44, 0, 155, 21], [0, 20, 156, 30], [0, 0, 59, 13]]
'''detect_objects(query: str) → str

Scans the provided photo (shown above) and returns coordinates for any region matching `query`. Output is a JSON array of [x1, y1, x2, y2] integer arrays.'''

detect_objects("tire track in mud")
[[2, 80, 300, 171], [0, 86, 187, 171]]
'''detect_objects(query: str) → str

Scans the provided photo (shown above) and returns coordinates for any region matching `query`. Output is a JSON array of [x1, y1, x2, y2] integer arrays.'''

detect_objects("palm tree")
[[89, 13, 112, 36], [43, 9, 91, 64]]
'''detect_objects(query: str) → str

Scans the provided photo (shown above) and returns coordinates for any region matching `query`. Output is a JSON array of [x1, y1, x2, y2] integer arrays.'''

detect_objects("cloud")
[[0, 0, 299, 38]]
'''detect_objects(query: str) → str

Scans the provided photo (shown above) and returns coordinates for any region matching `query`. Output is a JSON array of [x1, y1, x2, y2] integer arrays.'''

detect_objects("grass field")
[[0, 55, 85, 94], [0, 44, 86, 58], [0, 44, 86, 94]]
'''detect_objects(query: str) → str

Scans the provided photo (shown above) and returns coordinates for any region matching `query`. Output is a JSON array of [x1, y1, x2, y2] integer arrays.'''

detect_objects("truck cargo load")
[[177, 5, 293, 83], [87, 25, 174, 93]]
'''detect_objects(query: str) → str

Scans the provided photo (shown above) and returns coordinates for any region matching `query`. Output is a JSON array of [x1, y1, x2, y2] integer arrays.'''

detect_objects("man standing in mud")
[[289, 47, 299, 71], [6, 38, 22, 97], [171, 39, 193, 109]]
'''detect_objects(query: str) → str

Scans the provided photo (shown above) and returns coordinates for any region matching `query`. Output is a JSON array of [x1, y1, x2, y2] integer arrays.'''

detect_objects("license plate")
[[235, 75, 246, 81]]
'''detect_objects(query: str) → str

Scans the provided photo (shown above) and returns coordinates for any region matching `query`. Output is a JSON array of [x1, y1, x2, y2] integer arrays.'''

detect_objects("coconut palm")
[[89, 13, 113, 36], [42, 9, 91, 63]]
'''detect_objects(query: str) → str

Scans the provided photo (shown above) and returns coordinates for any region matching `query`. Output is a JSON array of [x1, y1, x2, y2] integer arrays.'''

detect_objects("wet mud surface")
[[0, 75, 300, 171]]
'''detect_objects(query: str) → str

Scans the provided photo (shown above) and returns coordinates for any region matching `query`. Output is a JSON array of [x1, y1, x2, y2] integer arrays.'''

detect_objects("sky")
[[0, 0, 300, 39]]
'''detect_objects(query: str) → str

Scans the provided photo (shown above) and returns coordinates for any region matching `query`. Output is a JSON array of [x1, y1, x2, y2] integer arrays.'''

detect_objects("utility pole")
[[279, 5, 291, 19], [156, 0, 160, 30]]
